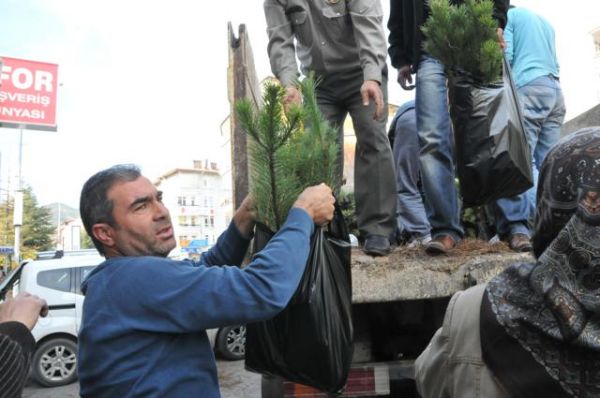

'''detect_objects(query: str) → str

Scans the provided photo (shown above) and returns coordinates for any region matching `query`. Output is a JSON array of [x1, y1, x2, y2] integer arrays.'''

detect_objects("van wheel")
[[216, 325, 246, 360], [32, 338, 78, 387]]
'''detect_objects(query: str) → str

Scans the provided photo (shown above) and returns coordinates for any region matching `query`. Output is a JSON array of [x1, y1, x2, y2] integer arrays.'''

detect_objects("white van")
[[0, 250, 103, 387]]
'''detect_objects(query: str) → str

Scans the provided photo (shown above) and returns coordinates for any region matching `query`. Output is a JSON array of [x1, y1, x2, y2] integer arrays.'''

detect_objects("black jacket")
[[0, 322, 35, 398], [387, 0, 509, 71]]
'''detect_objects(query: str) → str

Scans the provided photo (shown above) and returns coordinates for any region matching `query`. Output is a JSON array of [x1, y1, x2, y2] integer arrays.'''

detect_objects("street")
[[22, 359, 261, 398]]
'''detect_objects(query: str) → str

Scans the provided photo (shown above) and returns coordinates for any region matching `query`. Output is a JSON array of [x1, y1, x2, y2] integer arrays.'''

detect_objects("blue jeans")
[[520, 76, 566, 216], [415, 56, 463, 240], [495, 75, 566, 237], [391, 103, 431, 239]]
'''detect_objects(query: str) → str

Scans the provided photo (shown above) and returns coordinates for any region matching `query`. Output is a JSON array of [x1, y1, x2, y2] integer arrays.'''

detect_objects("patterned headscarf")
[[487, 127, 600, 396]]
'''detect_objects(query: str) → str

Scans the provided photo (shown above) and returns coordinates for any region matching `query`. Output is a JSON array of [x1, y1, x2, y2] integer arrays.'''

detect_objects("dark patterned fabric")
[[486, 127, 600, 397], [0, 322, 36, 398], [480, 291, 567, 398], [532, 127, 600, 258]]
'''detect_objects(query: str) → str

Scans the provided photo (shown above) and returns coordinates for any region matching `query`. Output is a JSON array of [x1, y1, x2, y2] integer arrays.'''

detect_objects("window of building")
[[177, 196, 187, 206], [204, 217, 209, 227], [191, 216, 198, 226], [178, 215, 186, 226], [210, 216, 214, 227]]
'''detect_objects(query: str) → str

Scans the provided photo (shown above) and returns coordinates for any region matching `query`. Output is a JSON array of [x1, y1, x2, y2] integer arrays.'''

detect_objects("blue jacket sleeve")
[[198, 220, 251, 267], [109, 208, 315, 332]]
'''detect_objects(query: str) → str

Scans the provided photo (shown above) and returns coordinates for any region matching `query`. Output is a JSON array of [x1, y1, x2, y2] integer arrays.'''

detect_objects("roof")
[[154, 167, 220, 185]]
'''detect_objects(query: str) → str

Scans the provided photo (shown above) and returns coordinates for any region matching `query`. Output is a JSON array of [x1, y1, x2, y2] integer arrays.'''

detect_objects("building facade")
[[154, 160, 232, 259], [56, 217, 83, 251]]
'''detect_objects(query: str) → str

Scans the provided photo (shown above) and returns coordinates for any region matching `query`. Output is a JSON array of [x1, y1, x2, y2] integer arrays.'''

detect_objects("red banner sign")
[[0, 56, 59, 131]]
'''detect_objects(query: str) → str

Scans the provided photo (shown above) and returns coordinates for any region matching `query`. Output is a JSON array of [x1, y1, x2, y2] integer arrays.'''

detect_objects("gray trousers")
[[314, 67, 396, 238]]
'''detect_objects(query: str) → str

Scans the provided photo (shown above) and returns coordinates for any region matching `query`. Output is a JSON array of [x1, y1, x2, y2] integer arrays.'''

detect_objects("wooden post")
[[228, 23, 260, 208]]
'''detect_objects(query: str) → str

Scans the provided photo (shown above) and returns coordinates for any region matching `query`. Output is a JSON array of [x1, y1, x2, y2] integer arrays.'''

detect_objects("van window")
[[81, 266, 95, 282], [76, 266, 96, 295], [37, 269, 71, 293]]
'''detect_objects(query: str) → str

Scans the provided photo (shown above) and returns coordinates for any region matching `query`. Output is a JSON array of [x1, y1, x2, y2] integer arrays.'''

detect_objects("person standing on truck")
[[77, 164, 335, 398], [387, 0, 508, 255], [388, 99, 431, 247], [493, 5, 565, 252], [0, 292, 48, 398], [263, 0, 397, 257], [415, 127, 600, 397]]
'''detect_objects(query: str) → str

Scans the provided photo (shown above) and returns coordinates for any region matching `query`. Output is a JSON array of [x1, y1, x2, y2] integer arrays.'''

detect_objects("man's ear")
[[92, 223, 115, 248]]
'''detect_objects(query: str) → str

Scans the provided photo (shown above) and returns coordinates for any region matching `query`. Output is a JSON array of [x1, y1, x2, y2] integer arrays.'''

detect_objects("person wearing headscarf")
[[415, 127, 600, 397]]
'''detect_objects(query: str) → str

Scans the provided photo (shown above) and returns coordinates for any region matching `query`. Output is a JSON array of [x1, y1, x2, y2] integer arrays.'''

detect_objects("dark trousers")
[[314, 67, 396, 238]]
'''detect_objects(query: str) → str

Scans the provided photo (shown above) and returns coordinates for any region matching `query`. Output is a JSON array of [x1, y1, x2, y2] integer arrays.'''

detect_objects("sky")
[[0, 0, 599, 209]]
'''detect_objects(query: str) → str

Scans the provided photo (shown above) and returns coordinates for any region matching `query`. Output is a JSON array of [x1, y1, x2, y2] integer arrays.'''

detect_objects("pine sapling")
[[235, 76, 341, 232], [235, 83, 303, 231], [422, 0, 503, 84]]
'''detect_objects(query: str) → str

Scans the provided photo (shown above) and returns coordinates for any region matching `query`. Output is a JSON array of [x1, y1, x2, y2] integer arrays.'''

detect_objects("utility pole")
[[13, 127, 24, 264], [57, 202, 62, 249]]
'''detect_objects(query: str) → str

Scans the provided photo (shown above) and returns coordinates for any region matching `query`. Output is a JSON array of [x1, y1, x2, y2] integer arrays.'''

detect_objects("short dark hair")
[[80, 164, 142, 255]]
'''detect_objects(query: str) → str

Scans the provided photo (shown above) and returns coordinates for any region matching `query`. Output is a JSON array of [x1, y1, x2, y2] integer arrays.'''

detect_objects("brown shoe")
[[509, 233, 532, 252], [425, 234, 457, 255]]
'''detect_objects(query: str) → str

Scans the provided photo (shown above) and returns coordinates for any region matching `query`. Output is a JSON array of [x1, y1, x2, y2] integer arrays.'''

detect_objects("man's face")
[[104, 176, 176, 257]]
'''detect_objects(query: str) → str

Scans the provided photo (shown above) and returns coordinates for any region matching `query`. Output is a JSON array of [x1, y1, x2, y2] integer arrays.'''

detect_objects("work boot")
[[363, 234, 391, 256], [425, 234, 456, 255]]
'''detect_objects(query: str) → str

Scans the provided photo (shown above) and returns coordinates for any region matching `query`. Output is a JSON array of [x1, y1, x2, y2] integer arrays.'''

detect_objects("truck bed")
[[351, 240, 533, 303]]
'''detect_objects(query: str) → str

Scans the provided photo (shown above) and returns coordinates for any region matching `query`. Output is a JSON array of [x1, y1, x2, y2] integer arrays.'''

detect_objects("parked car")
[[0, 249, 246, 387], [209, 324, 246, 361]]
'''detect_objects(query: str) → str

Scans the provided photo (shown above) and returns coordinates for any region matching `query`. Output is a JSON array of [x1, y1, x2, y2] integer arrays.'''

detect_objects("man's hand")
[[233, 195, 257, 237], [293, 183, 335, 226], [283, 85, 302, 114], [360, 80, 384, 120], [397, 65, 415, 90], [0, 292, 48, 330], [497, 27, 506, 49]]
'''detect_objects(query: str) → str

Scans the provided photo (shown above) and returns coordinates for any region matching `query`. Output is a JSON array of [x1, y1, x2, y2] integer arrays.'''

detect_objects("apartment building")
[[154, 160, 232, 259]]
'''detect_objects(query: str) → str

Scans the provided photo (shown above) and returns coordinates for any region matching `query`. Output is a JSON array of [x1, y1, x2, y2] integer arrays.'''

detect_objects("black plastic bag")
[[245, 204, 353, 393], [448, 56, 533, 207]]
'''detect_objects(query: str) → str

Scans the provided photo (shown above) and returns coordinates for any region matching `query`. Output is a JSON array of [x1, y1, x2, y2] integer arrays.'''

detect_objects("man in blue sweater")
[[77, 164, 335, 397]]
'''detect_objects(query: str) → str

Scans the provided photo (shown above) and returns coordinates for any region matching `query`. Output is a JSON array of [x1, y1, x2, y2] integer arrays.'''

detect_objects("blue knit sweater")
[[78, 208, 314, 397]]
